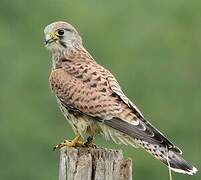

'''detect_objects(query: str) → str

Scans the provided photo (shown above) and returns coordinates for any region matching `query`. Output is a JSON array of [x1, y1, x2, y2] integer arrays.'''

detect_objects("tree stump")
[[59, 147, 132, 180]]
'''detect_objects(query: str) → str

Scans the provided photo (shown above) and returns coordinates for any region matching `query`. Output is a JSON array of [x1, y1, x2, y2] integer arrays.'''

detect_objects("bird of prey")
[[44, 21, 197, 175]]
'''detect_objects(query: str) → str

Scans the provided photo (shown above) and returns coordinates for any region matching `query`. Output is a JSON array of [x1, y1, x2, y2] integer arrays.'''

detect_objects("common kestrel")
[[44, 21, 197, 175]]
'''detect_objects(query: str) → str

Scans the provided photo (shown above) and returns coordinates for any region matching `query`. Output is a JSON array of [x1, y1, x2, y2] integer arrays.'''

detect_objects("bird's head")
[[44, 21, 82, 52]]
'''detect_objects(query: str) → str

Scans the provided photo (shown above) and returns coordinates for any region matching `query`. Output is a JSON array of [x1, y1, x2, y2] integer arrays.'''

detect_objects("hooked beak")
[[44, 32, 59, 45]]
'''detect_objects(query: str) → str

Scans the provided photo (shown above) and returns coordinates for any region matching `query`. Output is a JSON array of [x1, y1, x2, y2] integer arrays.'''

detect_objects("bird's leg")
[[53, 133, 84, 151], [84, 136, 97, 148]]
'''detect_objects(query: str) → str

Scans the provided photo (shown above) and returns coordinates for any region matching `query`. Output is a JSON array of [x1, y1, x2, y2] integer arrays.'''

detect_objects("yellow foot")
[[53, 134, 84, 151], [84, 136, 97, 148]]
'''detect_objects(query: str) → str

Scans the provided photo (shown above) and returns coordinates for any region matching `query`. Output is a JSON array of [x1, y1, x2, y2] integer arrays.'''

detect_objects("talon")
[[53, 134, 84, 151], [84, 136, 97, 148]]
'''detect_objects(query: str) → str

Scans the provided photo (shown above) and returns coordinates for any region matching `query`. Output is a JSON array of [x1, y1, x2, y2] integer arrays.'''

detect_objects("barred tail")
[[136, 140, 198, 175], [100, 117, 197, 175]]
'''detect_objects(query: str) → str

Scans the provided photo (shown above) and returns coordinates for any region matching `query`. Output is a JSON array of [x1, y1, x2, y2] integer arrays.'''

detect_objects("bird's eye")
[[57, 29, 65, 36]]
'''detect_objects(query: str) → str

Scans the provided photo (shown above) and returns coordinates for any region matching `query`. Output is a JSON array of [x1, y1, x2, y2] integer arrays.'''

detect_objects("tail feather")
[[162, 150, 197, 175], [97, 117, 197, 175], [136, 139, 198, 175]]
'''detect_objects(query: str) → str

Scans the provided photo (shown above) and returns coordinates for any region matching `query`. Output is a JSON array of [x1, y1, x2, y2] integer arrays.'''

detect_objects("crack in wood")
[[59, 147, 132, 180]]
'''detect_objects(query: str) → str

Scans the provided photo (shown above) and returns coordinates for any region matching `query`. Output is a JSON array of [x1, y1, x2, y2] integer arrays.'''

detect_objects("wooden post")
[[59, 147, 132, 180]]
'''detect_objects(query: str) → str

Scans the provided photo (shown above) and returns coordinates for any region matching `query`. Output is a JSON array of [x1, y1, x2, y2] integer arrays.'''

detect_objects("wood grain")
[[58, 147, 132, 180]]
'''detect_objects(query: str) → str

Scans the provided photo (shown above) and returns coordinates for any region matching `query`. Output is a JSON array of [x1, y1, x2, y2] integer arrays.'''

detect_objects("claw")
[[53, 134, 84, 151], [84, 136, 97, 148]]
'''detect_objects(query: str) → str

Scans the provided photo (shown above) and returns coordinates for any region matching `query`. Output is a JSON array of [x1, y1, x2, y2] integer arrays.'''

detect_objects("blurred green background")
[[0, 0, 200, 179]]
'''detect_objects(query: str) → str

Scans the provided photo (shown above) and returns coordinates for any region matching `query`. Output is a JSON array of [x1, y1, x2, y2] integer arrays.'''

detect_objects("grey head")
[[44, 21, 82, 52]]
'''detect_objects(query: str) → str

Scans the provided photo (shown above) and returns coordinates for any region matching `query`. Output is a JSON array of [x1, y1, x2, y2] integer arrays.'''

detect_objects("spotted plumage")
[[44, 21, 197, 175]]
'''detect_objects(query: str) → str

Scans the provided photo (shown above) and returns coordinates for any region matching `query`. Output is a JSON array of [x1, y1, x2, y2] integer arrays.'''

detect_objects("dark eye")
[[57, 29, 65, 36]]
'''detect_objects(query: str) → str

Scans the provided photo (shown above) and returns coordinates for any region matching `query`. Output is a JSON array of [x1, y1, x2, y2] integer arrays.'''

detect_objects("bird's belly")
[[56, 97, 139, 147], [56, 97, 100, 137]]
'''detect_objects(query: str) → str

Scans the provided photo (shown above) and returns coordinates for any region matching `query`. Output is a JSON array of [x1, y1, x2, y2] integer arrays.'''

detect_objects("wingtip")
[[170, 145, 182, 154]]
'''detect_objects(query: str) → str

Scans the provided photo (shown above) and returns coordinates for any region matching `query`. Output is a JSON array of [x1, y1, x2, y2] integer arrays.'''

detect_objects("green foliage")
[[0, 0, 200, 179]]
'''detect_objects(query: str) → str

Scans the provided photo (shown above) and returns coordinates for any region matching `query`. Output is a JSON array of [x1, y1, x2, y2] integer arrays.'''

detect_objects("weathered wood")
[[59, 147, 132, 180]]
